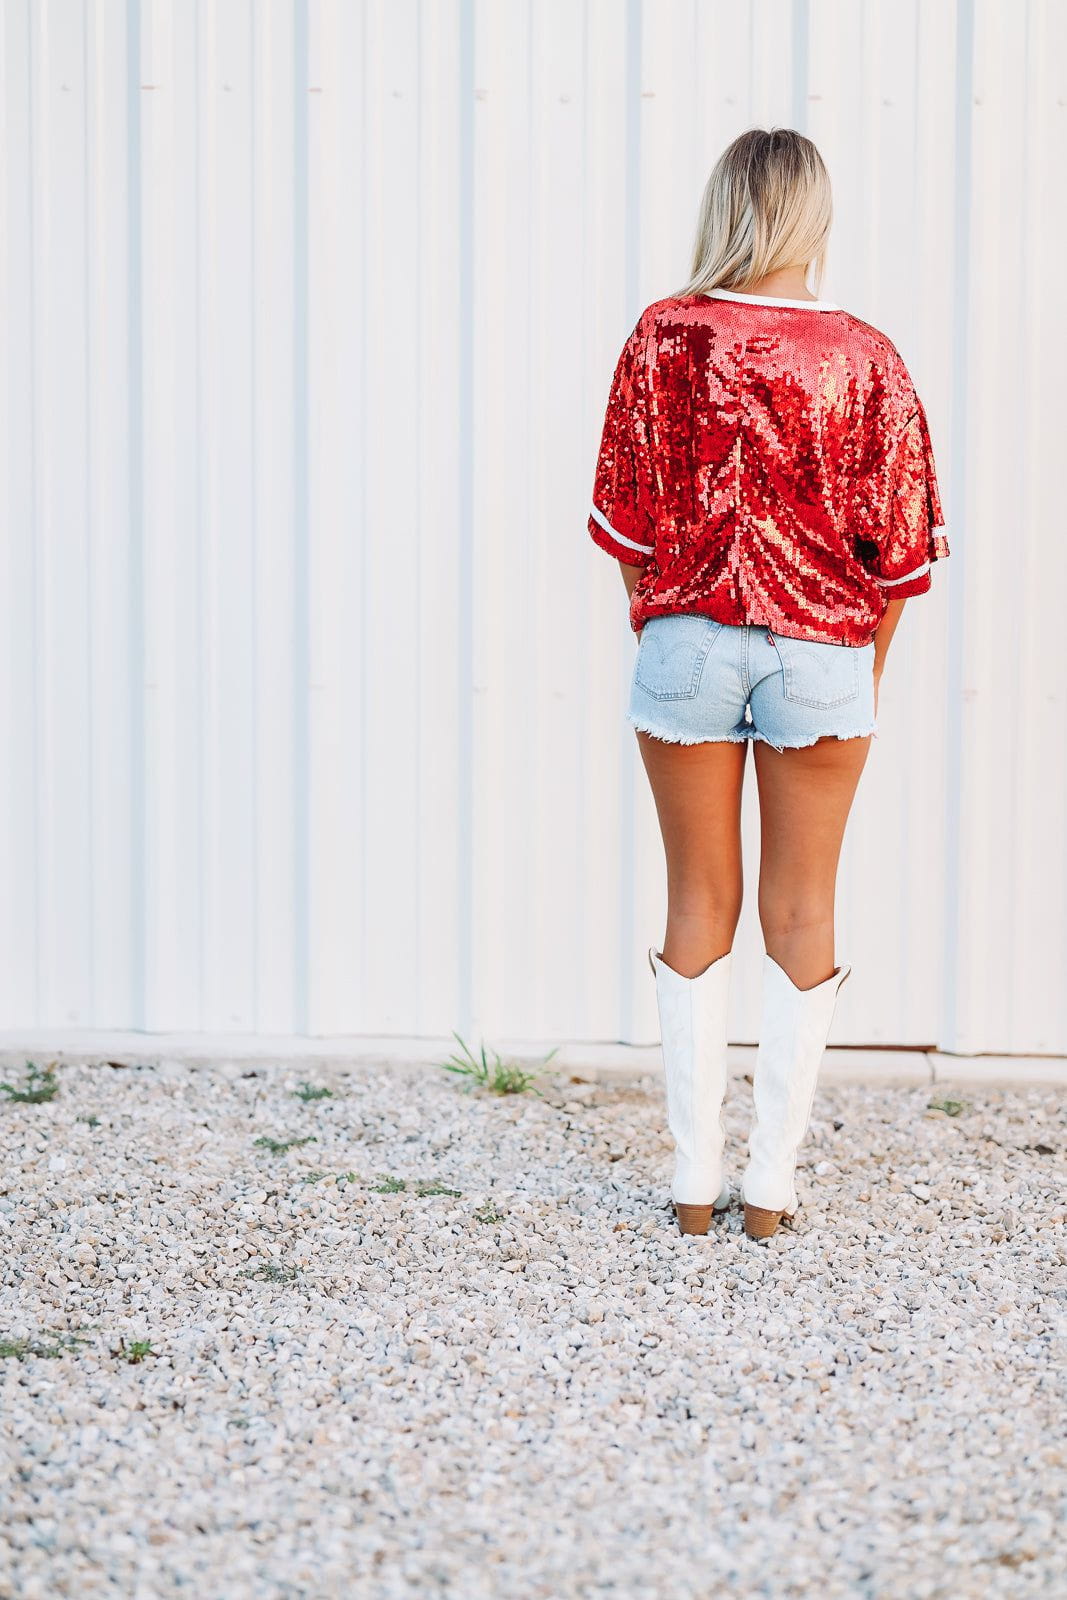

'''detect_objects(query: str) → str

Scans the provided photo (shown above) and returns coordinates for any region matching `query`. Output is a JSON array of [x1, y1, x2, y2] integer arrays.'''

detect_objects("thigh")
[[636, 731, 747, 911], [753, 734, 871, 906]]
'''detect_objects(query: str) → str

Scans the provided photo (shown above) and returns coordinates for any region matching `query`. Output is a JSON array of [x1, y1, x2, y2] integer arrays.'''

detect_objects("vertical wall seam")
[[943, 0, 974, 1052], [619, 0, 641, 1041], [899, 0, 922, 1014], [125, 0, 145, 1030], [249, 3, 259, 1028], [413, 4, 422, 1028], [526, 1, 535, 1026], [575, 0, 588, 1033], [195, 3, 207, 1028], [28, 0, 43, 1024], [84, 4, 95, 1019], [792, 0, 809, 130], [1008, 1, 1031, 1048], [457, 0, 474, 1034], [292, 0, 310, 1034], [358, 2, 370, 1033]]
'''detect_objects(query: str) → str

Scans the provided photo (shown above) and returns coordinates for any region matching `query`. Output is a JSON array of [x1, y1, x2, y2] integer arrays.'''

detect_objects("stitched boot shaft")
[[741, 954, 852, 1215], [649, 945, 733, 1209]]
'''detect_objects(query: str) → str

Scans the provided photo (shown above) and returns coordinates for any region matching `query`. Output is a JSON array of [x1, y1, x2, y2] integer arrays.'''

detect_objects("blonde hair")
[[672, 128, 833, 299]]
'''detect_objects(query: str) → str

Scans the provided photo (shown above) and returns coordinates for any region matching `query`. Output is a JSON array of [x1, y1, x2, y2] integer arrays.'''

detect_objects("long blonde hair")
[[672, 128, 833, 299]]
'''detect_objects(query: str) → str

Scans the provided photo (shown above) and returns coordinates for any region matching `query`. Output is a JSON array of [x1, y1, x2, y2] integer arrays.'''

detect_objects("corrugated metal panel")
[[1, 0, 1063, 1054]]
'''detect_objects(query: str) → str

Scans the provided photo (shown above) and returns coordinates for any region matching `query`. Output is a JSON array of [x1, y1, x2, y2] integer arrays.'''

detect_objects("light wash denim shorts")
[[627, 615, 877, 753]]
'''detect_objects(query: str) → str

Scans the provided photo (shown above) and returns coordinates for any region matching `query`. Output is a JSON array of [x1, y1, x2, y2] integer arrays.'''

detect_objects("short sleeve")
[[852, 376, 951, 601], [587, 320, 657, 566]]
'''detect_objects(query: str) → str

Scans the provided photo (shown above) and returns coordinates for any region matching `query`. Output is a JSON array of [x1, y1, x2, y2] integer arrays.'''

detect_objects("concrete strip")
[[929, 1052, 1067, 1086], [2, 1030, 1064, 1085], [816, 1048, 933, 1086]]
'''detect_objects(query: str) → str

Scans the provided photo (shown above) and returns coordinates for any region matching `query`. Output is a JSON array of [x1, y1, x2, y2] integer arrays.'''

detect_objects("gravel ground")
[[1, 1052, 1065, 1599]]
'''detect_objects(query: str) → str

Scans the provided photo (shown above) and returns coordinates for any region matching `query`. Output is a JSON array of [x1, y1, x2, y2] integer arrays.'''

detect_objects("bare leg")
[[635, 732, 747, 977], [753, 734, 871, 988]]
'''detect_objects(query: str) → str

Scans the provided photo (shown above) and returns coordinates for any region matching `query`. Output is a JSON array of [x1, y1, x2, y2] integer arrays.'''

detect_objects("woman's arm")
[[870, 597, 907, 712], [618, 560, 644, 600]]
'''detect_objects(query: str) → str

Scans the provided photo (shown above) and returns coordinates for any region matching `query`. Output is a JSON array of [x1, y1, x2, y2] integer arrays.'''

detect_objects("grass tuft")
[[369, 1173, 463, 1198], [120, 1339, 155, 1364], [297, 1169, 361, 1188], [0, 1327, 92, 1360], [927, 1097, 970, 1118], [1, 1061, 59, 1104], [291, 1082, 333, 1102], [439, 1032, 556, 1097], [239, 1261, 300, 1284], [253, 1135, 318, 1156]]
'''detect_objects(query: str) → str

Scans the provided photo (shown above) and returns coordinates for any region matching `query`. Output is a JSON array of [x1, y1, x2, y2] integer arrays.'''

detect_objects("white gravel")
[[1, 1053, 1065, 1598]]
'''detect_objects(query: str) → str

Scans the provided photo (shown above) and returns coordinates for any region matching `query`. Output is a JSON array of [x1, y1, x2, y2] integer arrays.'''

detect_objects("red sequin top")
[[588, 288, 950, 644]]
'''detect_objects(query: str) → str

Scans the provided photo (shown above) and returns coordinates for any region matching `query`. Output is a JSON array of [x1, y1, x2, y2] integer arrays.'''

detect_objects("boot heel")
[[674, 1203, 715, 1236], [743, 1202, 786, 1240]]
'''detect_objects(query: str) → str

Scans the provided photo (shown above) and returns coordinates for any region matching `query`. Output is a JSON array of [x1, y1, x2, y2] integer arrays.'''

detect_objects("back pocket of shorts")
[[771, 633, 860, 708], [633, 615, 722, 701]]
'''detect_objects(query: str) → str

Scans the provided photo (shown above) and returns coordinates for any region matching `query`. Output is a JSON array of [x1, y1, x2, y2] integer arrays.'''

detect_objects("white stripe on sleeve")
[[590, 503, 655, 554]]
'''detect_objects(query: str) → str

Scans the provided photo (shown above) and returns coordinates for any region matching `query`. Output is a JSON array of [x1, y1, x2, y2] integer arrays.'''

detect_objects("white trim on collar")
[[706, 286, 841, 311]]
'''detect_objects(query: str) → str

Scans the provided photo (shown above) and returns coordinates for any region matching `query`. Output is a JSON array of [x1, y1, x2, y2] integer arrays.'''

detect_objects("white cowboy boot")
[[648, 944, 733, 1235], [741, 953, 852, 1240]]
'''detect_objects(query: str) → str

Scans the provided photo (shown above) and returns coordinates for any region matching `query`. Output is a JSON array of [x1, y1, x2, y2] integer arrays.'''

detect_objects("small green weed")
[[928, 1097, 970, 1118], [78, 1114, 101, 1128], [120, 1339, 155, 1364], [0, 1062, 59, 1104], [0, 1327, 91, 1360], [253, 1134, 318, 1156], [291, 1082, 333, 1102], [369, 1174, 462, 1198], [440, 1032, 556, 1097], [474, 1200, 506, 1225], [239, 1261, 300, 1284], [299, 1168, 360, 1188]]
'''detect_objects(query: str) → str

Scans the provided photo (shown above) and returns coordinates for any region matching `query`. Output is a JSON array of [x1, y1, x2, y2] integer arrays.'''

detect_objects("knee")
[[669, 887, 743, 938], [758, 899, 834, 946]]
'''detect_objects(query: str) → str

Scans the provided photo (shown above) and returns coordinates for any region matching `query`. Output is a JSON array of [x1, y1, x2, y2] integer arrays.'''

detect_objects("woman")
[[587, 128, 950, 1241]]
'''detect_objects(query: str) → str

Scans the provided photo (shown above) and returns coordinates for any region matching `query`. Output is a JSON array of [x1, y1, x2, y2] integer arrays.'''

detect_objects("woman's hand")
[[618, 559, 645, 600], [870, 598, 906, 713]]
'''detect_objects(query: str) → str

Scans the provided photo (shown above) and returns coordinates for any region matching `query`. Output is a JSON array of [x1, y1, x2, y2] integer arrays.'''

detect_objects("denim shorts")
[[627, 615, 877, 752]]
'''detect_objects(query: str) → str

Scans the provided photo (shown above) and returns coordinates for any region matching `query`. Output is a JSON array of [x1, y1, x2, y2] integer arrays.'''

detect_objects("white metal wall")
[[1, 0, 1064, 1055]]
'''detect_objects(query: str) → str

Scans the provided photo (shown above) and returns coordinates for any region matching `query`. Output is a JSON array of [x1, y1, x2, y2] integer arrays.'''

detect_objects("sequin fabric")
[[588, 292, 950, 644]]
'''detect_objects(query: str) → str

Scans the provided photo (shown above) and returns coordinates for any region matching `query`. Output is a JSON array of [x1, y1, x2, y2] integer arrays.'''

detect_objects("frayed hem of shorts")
[[747, 724, 878, 753], [626, 715, 750, 747]]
